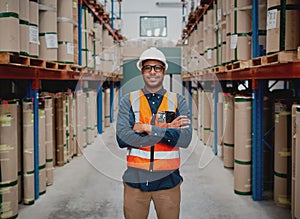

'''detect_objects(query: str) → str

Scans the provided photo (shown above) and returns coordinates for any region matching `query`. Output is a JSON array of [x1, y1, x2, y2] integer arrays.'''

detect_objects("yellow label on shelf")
[[0, 114, 12, 127]]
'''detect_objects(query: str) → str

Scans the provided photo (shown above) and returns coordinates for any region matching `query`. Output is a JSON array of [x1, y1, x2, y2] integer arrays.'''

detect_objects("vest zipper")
[[149, 145, 154, 172]]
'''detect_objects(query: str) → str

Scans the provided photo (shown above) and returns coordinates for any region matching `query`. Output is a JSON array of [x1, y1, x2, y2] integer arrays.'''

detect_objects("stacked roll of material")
[[228, 0, 252, 62], [209, 91, 214, 147], [94, 22, 103, 71], [203, 6, 217, 67], [82, 92, 87, 148], [295, 106, 300, 219], [223, 93, 234, 168], [197, 89, 203, 140], [192, 89, 198, 131], [39, 0, 58, 61], [0, 100, 19, 218], [217, 0, 226, 65], [44, 96, 54, 186], [29, 0, 39, 57], [55, 93, 66, 167], [292, 104, 298, 218], [75, 90, 84, 155], [234, 96, 252, 195], [64, 93, 70, 163], [266, 0, 300, 54], [17, 101, 22, 204], [81, 6, 94, 68], [202, 91, 211, 146], [22, 99, 35, 205], [85, 90, 96, 145], [58, 0, 74, 64], [72, 0, 78, 64], [38, 101, 46, 195], [0, 0, 20, 53], [217, 92, 224, 157], [274, 101, 291, 208], [66, 93, 75, 161], [19, 0, 30, 56]]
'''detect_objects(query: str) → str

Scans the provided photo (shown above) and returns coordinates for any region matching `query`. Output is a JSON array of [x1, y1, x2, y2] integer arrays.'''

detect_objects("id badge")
[[157, 111, 166, 123]]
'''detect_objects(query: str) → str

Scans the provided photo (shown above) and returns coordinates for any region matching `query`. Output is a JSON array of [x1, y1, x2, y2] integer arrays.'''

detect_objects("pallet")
[[212, 65, 226, 74], [0, 52, 80, 71], [226, 60, 251, 71], [252, 51, 299, 67]]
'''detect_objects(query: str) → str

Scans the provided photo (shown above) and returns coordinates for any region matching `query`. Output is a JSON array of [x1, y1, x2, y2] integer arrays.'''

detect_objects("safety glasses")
[[142, 65, 165, 73]]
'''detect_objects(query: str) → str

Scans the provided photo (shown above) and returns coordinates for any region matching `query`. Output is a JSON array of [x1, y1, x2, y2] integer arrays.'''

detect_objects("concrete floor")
[[18, 126, 291, 219]]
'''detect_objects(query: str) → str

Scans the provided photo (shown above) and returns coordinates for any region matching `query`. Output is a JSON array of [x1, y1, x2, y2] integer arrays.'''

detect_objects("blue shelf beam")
[[78, 0, 83, 66], [110, 81, 114, 123], [252, 80, 265, 201], [187, 81, 192, 121], [213, 82, 218, 155]]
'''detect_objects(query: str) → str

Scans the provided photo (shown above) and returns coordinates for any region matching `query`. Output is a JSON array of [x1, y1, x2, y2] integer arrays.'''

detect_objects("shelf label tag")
[[267, 9, 277, 30], [207, 49, 212, 59], [67, 42, 74, 55], [217, 9, 222, 22], [231, 34, 238, 49], [45, 34, 58, 49], [96, 56, 101, 65], [29, 25, 39, 44]]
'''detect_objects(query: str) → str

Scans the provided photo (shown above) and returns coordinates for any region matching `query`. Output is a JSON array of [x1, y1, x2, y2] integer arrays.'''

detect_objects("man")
[[116, 47, 192, 219]]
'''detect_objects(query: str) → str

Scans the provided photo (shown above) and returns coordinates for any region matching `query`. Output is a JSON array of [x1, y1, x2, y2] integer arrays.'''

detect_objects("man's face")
[[141, 60, 165, 91]]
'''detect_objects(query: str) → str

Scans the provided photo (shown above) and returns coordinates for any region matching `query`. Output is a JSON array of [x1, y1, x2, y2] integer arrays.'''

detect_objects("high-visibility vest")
[[127, 89, 180, 171]]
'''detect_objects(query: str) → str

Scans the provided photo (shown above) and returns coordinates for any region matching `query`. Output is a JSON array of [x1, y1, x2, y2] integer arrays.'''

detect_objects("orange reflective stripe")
[[127, 157, 180, 171]]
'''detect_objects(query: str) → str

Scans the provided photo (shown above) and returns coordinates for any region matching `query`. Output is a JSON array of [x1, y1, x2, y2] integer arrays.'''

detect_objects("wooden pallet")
[[231, 60, 251, 71], [212, 65, 226, 74], [0, 52, 80, 71], [252, 51, 299, 67]]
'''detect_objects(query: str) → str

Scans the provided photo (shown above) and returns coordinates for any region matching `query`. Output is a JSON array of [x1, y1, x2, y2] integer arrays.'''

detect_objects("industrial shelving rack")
[[181, 0, 300, 202], [0, 0, 122, 200]]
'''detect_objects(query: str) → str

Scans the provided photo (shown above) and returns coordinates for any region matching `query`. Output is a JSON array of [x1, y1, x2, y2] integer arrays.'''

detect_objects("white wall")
[[120, 0, 183, 42]]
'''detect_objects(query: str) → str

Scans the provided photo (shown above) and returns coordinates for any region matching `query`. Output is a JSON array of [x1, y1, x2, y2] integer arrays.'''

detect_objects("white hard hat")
[[136, 47, 168, 71]]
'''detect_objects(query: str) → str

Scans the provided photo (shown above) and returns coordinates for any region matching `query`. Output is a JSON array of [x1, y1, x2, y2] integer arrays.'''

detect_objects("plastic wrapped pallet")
[[0, 0, 20, 53], [234, 96, 252, 195], [0, 100, 19, 218]]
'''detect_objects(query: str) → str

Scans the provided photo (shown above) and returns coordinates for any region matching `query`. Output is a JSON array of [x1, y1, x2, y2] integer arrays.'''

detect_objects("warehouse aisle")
[[18, 126, 290, 219]]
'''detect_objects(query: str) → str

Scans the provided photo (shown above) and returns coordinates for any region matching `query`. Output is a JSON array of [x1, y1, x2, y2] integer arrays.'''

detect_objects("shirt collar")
[[142, 87, 166, 97]]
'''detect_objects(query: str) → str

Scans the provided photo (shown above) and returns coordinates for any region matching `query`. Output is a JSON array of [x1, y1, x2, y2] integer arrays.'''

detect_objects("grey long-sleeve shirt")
[[116, 87, 192, 191]]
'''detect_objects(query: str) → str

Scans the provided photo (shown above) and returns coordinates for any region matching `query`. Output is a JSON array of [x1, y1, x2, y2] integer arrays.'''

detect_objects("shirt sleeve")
[[156, 93, 193, 148], [116, 93, 164, 148]]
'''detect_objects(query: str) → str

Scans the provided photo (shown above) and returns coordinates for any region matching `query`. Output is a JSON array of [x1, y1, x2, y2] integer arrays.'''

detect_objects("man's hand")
[[168, 115, 190, 129], [133, 123, 152, 135]]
